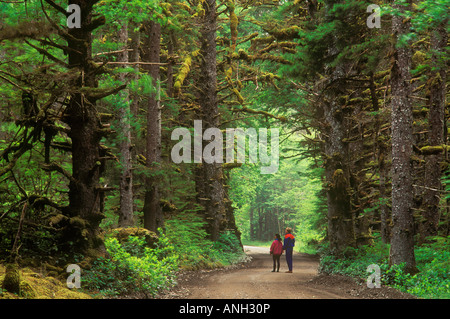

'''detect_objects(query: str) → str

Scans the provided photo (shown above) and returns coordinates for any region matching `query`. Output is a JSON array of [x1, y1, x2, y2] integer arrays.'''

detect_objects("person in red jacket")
[[270, 234, 283, 272]]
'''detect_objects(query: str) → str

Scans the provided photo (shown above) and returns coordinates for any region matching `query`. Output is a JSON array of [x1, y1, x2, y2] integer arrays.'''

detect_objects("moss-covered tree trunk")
[[389, 0, 416, 273], [323, 34, 355, 253], [323, 88, 355, 252], [2, 263, 21, 295], [117, 22, 134, 227], [63, 0, 106, 257], [421, 20, 447, 241], [142, 20, 164, 232], [196, 0, 227, 241]]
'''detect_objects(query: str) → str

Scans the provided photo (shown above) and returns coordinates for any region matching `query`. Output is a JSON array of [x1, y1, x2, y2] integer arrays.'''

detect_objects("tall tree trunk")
[[323, 50, 355, 253], [197, 0, 227, 241], [142, 21, 163, 232], [64, 0, 106, 256], [117, 22, 134, 227], [316, 0, 356, 254], [379, 150, 390, 243], [421, 19, 447, 241], [129, 23, 141, 119], [389, 0, 416, 273], [370, 73, 390, 243]]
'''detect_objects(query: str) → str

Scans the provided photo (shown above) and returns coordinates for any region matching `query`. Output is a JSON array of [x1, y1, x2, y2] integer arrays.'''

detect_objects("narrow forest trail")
[[164, 246, 414, 299]]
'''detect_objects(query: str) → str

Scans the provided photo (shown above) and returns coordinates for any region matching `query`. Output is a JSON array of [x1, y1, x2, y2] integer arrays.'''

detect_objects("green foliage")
[[229, 139, 326, 253], [442, 169, 450, 201], [319, 237, 450, 299], [165, 213, 245, 270], [82, 231, 178, 297], [83, 216, 245, 297]]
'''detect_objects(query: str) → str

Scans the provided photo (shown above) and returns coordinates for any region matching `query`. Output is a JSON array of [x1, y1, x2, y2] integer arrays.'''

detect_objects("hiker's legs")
[[272, 254, 281, 272], [286, 250, 293, 271]]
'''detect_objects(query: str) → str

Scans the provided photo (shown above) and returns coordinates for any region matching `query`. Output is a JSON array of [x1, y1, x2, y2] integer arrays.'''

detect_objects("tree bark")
[[142, 21, 164, 232], [64, 0, 106, 256], [389, 0, 416, 273], [371, 73, 390, 243], [421, 19, 447, 241], [117, 22, 134, 227], [129, 22, 141, 119], [323, 54, 355, 253], [197, 0, 227, 241]]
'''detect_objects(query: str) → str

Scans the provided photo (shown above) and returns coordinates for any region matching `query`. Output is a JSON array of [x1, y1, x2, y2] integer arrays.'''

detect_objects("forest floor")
[[161, 246, 415, 299]]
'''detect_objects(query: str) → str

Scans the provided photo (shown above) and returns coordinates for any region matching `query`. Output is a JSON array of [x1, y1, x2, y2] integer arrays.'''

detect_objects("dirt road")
[[164, 246, 414, 299]]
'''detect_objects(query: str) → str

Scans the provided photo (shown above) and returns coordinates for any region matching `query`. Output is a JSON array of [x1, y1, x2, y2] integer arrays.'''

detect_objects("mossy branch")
[[40, 161, 77, 184], [419, 145, 450, 155], [232, 106, 287, 122]]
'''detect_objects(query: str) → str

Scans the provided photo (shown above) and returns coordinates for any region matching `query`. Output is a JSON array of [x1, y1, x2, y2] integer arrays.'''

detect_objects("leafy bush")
[[210, 231, 246, 266], [318, 236, 450, 299], [82, 231, 178, 297], [165, 213, 245, 270], [390, 239, 450, 299], [83, 216, 246, 297]]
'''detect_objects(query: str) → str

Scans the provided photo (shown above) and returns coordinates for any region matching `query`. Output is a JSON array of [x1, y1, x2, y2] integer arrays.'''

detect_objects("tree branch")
[[24, 40, 68, 67], [40, 161, 77, 184], [42, 0, 67, 15], [87, 84, 127, 101]]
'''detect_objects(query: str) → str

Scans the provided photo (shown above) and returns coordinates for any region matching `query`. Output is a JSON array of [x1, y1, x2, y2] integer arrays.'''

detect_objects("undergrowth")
[[318, 236, 450, 299], [82, 232, 178, 298], [83, 213, 246, 297]]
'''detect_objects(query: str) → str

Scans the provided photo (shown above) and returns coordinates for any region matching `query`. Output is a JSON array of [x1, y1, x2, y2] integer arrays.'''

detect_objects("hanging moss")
[[267, 25, 301, 41], [225, 66, 233, 81], [232, 88, 244, 104], [191, 2, 205, 17], [420, 145, 450, 155], [236, 49, 291, 64], [173, 56, 192, 93], [173, 50, 199, 95], [412, 50, 427, 66], [229, 11, 238, 51], [250, 36, 274, 51]]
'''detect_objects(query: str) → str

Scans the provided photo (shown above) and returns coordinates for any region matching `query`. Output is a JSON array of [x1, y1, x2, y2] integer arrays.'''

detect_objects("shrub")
[[83, 220, 246, 297], [165, 213, 245, 270], [82, 231, 178, 297], [318, 236, 450, 299]]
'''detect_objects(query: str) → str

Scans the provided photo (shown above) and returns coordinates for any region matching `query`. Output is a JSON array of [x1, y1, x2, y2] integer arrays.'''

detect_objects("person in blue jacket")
[[283, 227, 295, 273]]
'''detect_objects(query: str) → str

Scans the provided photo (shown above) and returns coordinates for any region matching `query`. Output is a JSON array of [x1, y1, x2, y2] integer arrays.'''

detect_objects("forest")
[[0, 0, 448, 300]]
